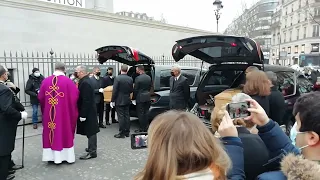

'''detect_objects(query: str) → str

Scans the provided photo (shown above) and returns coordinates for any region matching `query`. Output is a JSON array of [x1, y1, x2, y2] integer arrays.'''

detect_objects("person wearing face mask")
[[103, 67, 117, 125], [242, 92, 320, 180], [0, 65, 28, 180], [90, 67, 106, 129], [25, 68, 44, 129], [169, 64, 190, 110]]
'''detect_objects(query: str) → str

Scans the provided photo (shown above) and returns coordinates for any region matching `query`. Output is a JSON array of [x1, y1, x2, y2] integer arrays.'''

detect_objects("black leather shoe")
[[112, 119, 119, 123], [85, 148, 89, 152], [106, 122, 111, 126], [11, 165, 23, 170], [125, 134, 130, 137], [99, 124, 106, 128], [8, 170, 15, 175], [79, 153, 97, 160], [6, 174, 15, 180], [114, 134, 125, 138]]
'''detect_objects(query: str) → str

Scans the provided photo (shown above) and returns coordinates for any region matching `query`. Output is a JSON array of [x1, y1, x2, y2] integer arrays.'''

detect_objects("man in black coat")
[[75, 65, 100, 160], [111, 65, 133, 138], [25, 68, 44, 129], [266, 71, 285, 125], [103, 67, 117, 125], [0, 65, 27, 180], [169, 65, 190, 110], [90, 67, 106, 128], [132, 65, 152, 133]]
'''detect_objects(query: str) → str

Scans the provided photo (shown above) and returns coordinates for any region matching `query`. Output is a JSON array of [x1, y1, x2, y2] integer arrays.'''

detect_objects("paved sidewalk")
[[12, 122, 147, 180]]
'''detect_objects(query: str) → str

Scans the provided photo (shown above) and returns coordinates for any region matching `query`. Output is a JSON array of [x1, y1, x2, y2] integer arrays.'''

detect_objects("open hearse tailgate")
[[172, 35, 263, 65], [96, 45, 155, 66]]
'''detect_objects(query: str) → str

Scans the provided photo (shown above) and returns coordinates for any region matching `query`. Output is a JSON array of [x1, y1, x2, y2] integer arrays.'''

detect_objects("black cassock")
[[76, 76, 100, 137]]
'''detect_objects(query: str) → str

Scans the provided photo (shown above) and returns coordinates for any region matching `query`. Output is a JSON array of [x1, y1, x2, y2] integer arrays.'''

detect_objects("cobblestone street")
[[12, 121, 147, 180]]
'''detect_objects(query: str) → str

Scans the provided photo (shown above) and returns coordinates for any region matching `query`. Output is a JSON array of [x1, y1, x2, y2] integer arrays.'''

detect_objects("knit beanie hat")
[[32, 68, 39, 73]]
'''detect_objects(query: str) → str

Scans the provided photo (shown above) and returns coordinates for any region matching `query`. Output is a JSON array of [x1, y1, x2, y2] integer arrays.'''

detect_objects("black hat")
[[32, 68, 39, 73]]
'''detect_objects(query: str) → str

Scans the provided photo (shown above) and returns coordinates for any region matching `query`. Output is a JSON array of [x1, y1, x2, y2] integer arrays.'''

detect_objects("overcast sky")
[[113, 0, 259, 33]]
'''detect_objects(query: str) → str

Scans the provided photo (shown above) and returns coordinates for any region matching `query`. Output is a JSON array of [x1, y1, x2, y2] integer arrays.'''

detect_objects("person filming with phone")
[[134, 111, 246, 180], [244, 92, 320, 180], [212, 93, 269, 180]]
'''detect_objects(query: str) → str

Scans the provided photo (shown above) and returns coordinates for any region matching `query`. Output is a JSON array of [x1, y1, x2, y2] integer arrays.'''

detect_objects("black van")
[[172, 35, 313, 134], [96, 45, 204, 120]]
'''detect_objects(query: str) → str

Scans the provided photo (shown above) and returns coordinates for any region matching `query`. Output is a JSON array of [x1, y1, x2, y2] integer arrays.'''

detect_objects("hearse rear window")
[[160, 69, 198, 88]]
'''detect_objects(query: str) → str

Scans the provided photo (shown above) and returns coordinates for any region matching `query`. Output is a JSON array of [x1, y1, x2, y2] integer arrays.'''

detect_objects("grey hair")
[[265, 71, 277, 85], [55, 61, 66, 71], [0, 65, 8, 77], [171, 64, 181, 72], [121, 64, 128, 72], [76, 65, 87, 73], [231, 93, 252, 103]]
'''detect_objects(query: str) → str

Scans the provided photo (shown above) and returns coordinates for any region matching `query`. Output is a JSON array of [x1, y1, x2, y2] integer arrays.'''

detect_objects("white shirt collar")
[[175, 74, 181, 80], [53, 71, 65, 76], [94, 75, 99, 79]]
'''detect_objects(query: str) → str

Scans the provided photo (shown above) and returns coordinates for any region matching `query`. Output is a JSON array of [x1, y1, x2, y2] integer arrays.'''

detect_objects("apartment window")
[[297, 28, 300, 40], [288, 47, 291, 54], [285, 19, 287, 28], [295, 45, 299, 53], [305, 12, 308, 20], [313, 25, 320, 37], [298, 13, 301, 23], [299, 0, 301, 7], [282, 47, 285, 52], [311, 43, 320, 52], [283, 32, 286, 42], [301, 44, 305, 53], [292, 4, 294, 12], [290, 16, 293, 26], [286, 7, 288, 15], [290, 30, 292, 41], [314, 8, 320, 16], [304, 27, 307, 38]]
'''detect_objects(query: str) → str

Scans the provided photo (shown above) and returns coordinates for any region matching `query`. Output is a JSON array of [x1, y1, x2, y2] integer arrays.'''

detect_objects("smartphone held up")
[[226, 102, 250, 119], [131, 133, 148, 149]]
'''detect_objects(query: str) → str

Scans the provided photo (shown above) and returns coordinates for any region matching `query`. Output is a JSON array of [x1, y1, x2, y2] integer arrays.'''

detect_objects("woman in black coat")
[[243, 70, 271, 116]]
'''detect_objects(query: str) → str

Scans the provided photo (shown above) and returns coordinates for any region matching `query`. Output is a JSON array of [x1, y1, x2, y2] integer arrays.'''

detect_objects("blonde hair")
[[134, 111, 231, 180]]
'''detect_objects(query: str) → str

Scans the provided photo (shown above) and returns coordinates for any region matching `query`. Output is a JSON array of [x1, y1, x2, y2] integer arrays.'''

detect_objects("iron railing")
[[0, 50, 204, 106]]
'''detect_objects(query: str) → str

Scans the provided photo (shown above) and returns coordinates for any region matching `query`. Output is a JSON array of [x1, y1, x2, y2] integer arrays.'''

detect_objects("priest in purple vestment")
[[38, 62, 79, 164]]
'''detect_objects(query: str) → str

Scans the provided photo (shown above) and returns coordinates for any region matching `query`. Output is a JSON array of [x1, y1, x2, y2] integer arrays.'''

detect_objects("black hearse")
[[172, 35, 313, 134]]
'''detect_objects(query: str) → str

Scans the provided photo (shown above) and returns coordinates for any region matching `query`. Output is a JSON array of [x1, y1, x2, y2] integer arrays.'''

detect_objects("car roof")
[[154, 65, 205, 71], [264, 64, 295, 72]]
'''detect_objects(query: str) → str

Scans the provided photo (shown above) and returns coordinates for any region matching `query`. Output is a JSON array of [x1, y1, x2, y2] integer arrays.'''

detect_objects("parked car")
[[172, 35, 313, 134], [96, 45, 205, 121]]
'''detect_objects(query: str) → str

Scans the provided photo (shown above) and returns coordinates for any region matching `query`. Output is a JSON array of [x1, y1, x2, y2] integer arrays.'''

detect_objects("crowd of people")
[[1, 61, 319, 180]]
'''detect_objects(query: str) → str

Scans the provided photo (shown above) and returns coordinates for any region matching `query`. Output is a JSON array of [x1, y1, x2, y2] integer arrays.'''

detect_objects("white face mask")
[[34, 72, 40, 77], [295, 131, 310, 152]]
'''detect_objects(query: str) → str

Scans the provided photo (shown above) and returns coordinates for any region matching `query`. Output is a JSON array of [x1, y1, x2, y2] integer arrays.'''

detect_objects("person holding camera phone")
[[25, 67, 44, 129], [0, 65, 28, 180]]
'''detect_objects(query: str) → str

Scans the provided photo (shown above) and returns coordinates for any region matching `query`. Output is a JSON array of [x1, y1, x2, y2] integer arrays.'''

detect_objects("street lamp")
[[213, 0, 223, 32]]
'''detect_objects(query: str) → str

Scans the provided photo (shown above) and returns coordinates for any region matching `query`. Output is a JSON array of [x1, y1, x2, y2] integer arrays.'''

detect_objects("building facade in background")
[[270, 0, 320, 66], [224, 0, 279, 63]]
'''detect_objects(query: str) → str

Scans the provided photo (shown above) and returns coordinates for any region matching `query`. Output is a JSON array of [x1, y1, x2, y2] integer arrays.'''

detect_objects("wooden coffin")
[[103, 86, 133, 103]]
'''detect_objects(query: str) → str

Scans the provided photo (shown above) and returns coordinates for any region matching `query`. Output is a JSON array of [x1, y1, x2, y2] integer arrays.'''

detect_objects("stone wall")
[[0, 0, 214, 56]]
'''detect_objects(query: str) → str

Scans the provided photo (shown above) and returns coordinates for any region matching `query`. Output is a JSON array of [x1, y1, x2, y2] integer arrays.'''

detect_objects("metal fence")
[[0, 50, 204, 106]]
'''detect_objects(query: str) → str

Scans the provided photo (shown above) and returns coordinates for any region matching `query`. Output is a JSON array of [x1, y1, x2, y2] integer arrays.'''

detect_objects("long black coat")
[[268, 86, 286, 124], [76, 76, 100, 137], [0, 83, 23, 156], [169, 75, 190, 110]]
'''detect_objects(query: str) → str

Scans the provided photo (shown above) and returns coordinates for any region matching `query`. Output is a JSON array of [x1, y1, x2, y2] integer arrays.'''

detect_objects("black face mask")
[[171, 72, 175, 76], [96, 72, 101, 76], [74, 72, 78, 79]]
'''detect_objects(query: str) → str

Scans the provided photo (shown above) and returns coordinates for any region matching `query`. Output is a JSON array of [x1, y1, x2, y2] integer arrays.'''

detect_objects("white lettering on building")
[[38, 0, 85, 8]]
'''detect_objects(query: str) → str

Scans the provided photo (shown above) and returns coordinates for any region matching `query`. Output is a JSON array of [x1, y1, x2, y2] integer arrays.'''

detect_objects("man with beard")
[[103, 67, 117, 125], [75, 65, 100, 160], [90, 67, 105, 128], [0, 65, 27, 180]]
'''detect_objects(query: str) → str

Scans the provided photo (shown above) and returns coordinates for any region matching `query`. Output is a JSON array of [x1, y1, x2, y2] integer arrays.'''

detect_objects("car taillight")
[[230, 42, 237, 47], [150, 93, 160, 104]]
